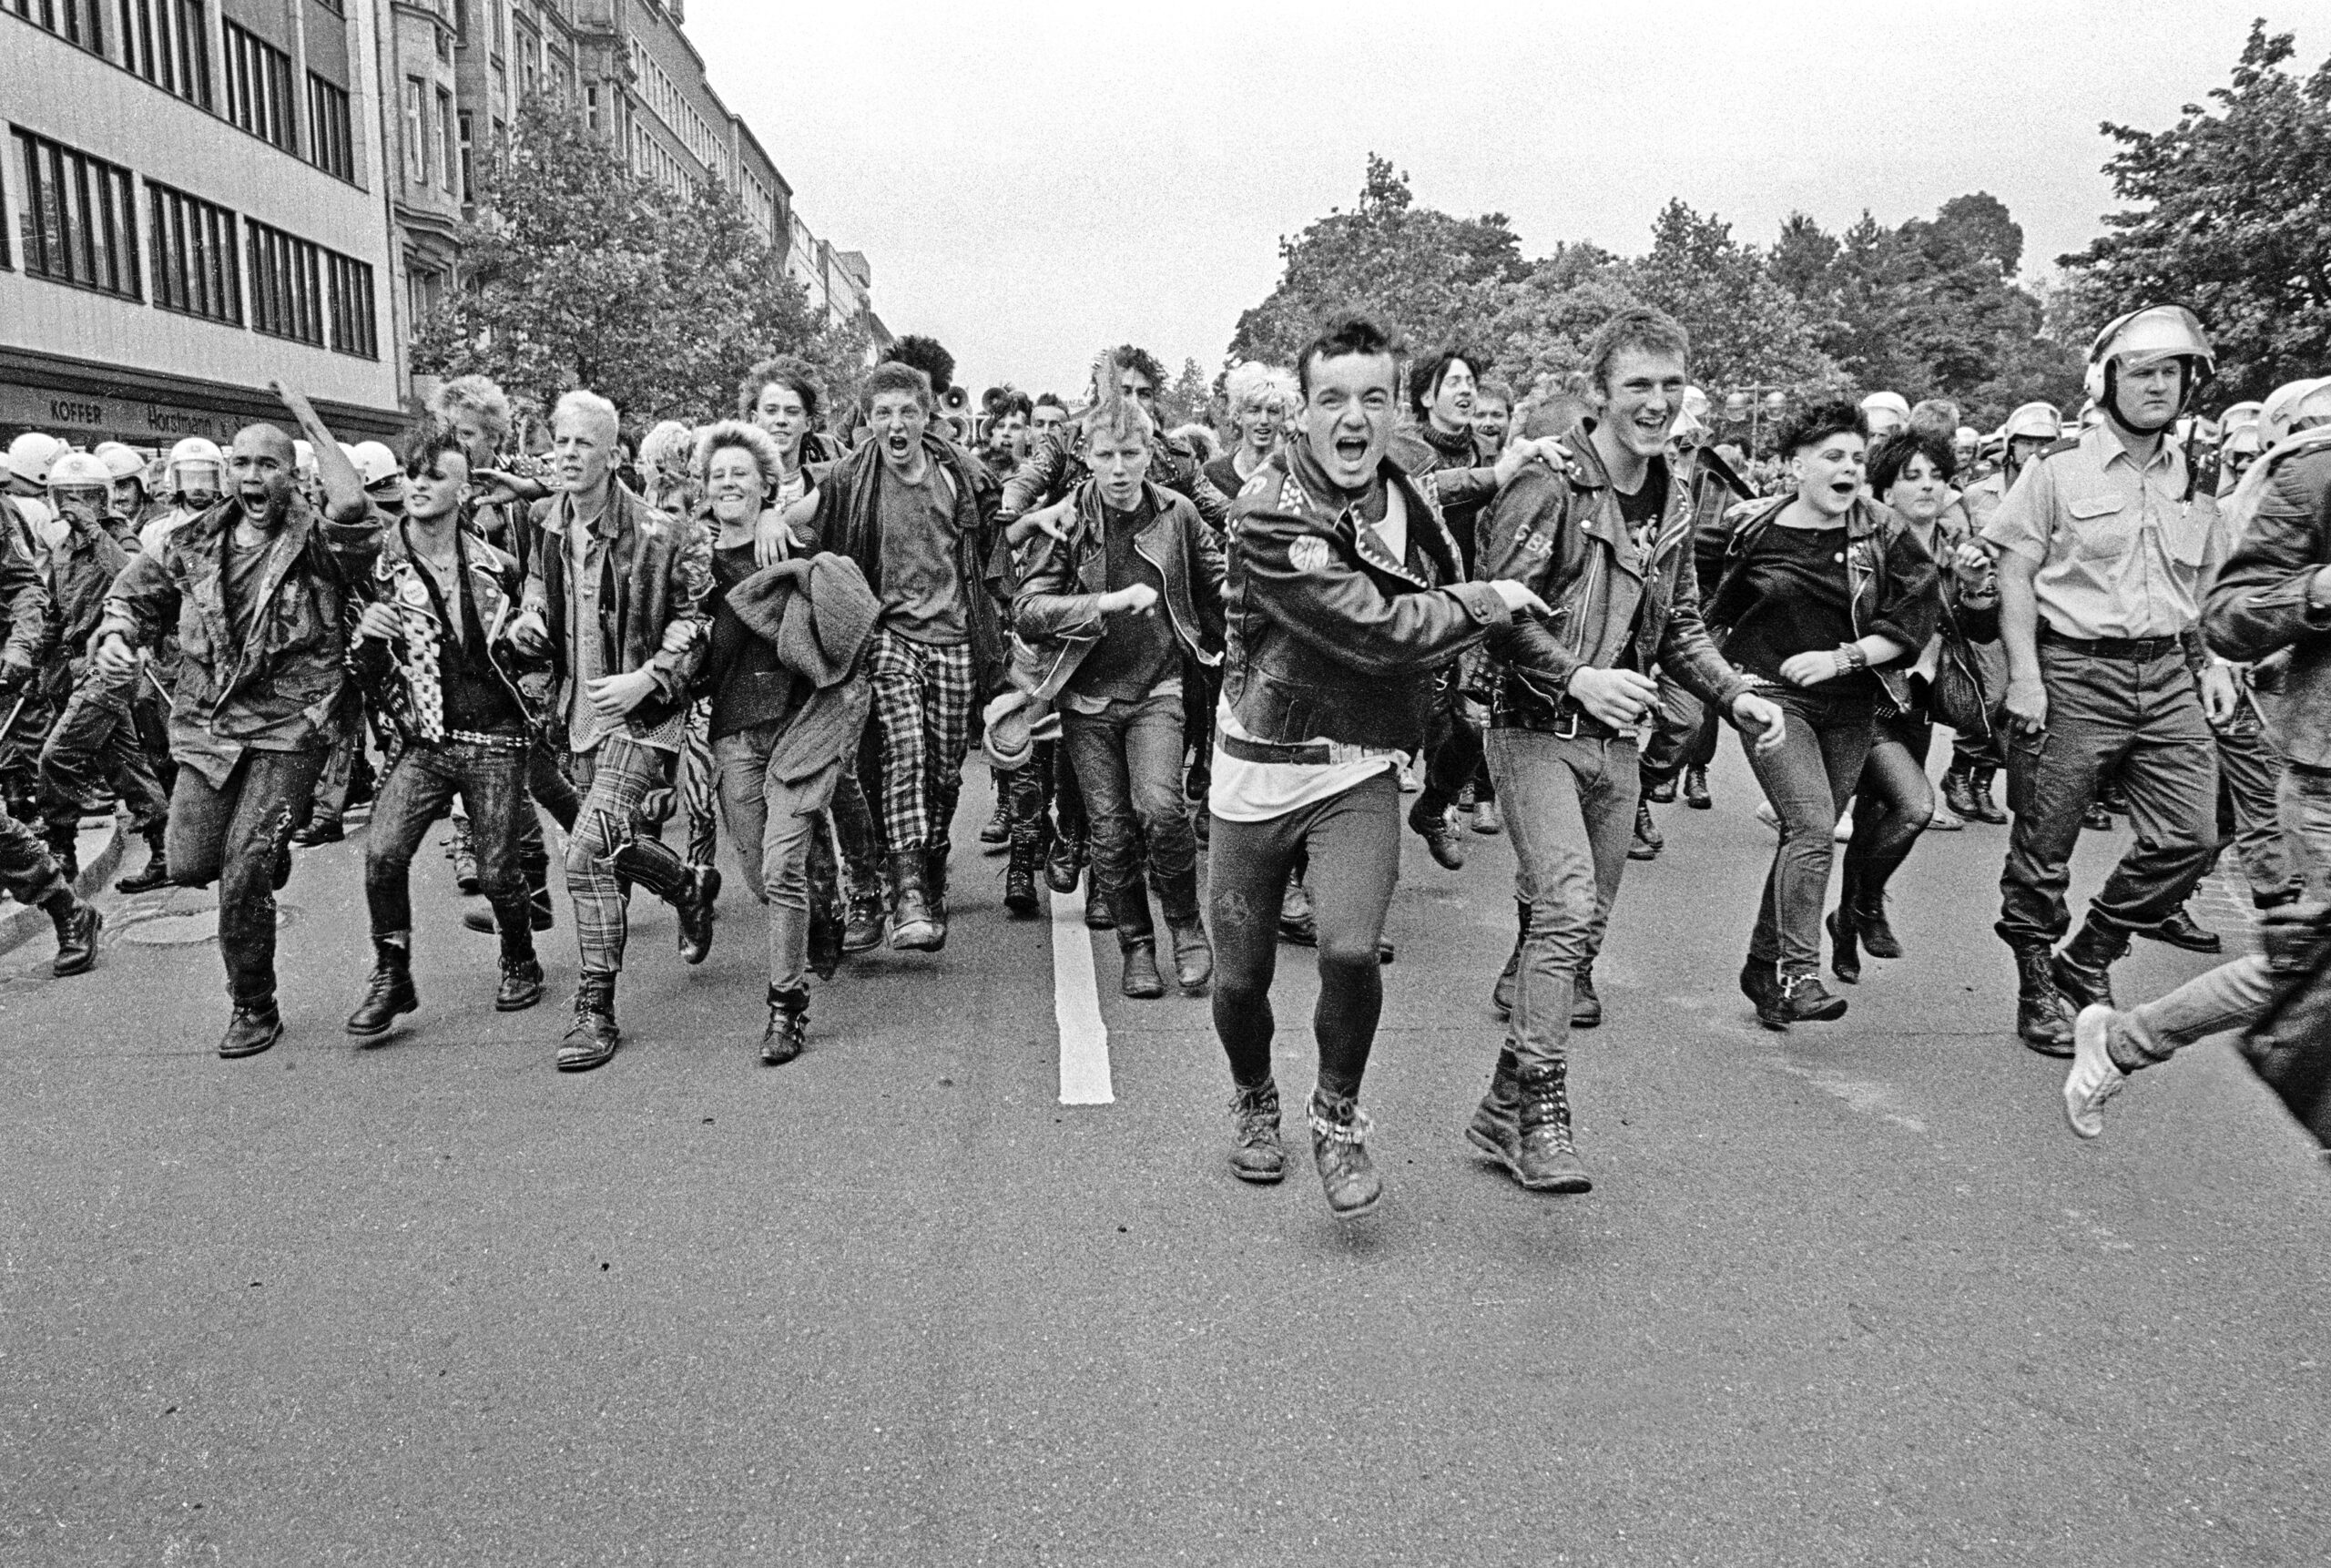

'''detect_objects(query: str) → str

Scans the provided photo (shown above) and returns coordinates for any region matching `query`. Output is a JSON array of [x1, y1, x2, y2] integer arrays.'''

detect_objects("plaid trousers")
[[680, 697, 718, 868], [565, 734, 675, 977], [866, 629, 976, 855]]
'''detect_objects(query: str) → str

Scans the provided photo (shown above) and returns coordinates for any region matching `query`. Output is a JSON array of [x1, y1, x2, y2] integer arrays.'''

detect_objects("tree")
[[1157, 358, 1216, 430], [2059, 21, 2331, 404], [1227, 156, 1525, 367], [1631, 200, 1840, 396], [412, 96, 857, 426]]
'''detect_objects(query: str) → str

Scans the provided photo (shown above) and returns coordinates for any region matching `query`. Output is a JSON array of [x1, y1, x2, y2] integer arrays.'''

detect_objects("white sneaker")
[[1833, 809, 1855, 843], [1756, 802, 1780, 831], [2063, 1003, 2129, 1139]]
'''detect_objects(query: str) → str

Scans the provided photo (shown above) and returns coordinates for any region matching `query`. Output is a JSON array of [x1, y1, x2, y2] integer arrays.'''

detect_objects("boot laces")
[[1308, 1104, 1374, 1145]]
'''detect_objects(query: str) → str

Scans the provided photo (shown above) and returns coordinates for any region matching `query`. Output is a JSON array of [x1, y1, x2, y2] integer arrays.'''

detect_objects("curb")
[[0, 819, 127, 962]]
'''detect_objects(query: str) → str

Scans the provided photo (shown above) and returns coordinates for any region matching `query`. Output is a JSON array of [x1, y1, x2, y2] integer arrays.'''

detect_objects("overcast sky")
[[687, 1, 2321, 399]]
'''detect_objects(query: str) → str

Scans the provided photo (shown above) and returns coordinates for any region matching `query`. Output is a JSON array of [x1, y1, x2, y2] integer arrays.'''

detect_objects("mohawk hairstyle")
[[890, 335, 956, 399]]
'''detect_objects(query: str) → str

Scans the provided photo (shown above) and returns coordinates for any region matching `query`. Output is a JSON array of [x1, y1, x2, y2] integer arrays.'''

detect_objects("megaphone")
[[942, 386, 970, 414]]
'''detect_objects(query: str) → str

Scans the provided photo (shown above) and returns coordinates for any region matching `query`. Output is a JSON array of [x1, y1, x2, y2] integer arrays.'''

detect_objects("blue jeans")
[[1744, 685, 1874, 975], [715, 727, 845, 992], [1062, 685, 1197, 944], [1485, 725, 1638, 1072]]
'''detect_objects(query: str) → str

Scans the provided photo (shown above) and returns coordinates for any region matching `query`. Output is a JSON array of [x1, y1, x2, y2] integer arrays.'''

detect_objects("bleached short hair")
[[553, 390, 620, 443], [692, 420, 786, 491], [638, 420, 695, 476], [430, 375, 513, 444], [1225, 361, 1296, 416]]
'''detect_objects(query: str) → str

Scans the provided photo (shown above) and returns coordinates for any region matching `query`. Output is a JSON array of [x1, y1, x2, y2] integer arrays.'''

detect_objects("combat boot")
[[1228, 1079, 1286, 1184], [556, 972, 619, 1072], [1968, 766, 2007, 824], [2015, 950, 2076, 1056], [219, 1004, 282, 1059], [1465, 1047, 1522, 1176], [760, 983, 809, 1065], [888, 851, 942, 952], [1940, 764, 1980, 822], [1003, 820, 1043, 917], [1166, 916, 1213, 993], [45, 891, 100, 977], [44, 827, 78, 886], [2051, 921, 2125, 1013], [1119, 940, 1166, 1000], [115, 824, 171, 894], [346, 934, 419, 1037], [1308, 1088, 1381, 1220], [494, 921, 544, 1012], [1514, 1061, 1592, 1193], [1571, 962, 1603, 1029]]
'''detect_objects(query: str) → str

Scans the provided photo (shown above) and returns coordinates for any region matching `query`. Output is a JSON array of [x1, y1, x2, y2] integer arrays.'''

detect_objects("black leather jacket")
[[1477, 430, 1749, 733], [1012, 480, 1225, 698], [1219, 444, 1510, 751]]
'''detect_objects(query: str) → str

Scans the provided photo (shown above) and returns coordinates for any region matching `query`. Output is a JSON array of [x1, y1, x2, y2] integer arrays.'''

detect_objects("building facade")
[[2, 0, 403, 447]]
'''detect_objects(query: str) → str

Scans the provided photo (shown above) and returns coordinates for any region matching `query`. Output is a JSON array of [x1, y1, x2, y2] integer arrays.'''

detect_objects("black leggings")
[[1207, 769, 1402, 1099], [1844, 711, 1935, 902]]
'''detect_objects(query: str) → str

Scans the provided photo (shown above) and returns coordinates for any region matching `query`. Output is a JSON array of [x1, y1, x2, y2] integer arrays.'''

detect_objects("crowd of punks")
[[4, 295, 2330, 1215]]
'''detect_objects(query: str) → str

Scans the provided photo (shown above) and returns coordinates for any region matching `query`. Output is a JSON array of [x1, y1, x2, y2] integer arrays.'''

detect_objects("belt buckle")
[[1553, 707, 1582, 740]]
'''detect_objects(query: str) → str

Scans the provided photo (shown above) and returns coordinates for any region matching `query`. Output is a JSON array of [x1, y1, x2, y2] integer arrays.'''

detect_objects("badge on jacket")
[[1288, 535, 1330, 574]]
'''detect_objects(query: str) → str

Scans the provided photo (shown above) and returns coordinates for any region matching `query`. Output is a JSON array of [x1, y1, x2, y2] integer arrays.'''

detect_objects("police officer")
[[1981, 305, 2237, 1054], [1944, 400, 2066, 826]]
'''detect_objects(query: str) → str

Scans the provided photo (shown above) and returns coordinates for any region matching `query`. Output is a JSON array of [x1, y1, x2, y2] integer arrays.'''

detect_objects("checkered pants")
[[564, 735, 676, 977], [867, 630, 976, 855]]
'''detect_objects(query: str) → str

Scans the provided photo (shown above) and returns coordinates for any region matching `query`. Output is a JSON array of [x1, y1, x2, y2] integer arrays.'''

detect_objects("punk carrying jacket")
[[523, 479, 713, 746], [1475, 428, 1750, 734], [1217, 443, 1510, 753], [1009, 479, 1226, 700]]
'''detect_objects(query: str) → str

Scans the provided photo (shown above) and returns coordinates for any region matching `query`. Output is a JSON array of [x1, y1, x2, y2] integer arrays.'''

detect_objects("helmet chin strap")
[[2102, 361, 2186, 437]]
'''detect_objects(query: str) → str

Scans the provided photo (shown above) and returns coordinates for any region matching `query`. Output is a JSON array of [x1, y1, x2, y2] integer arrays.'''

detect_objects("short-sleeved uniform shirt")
[[1980, 423, 2224, 640]]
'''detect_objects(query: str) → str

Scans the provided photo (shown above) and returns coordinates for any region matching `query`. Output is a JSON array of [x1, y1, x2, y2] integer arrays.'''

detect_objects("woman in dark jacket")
[[1705, 402, 1940, 1030], [1828, 430, 2000, 983]]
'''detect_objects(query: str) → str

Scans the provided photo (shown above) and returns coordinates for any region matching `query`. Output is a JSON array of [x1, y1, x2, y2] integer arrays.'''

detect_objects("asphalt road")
[[2, 741, 2326, 1566]]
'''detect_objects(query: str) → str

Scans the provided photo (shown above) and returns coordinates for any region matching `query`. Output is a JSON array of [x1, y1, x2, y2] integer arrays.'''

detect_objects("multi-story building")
[[1, 0, 403, 448]]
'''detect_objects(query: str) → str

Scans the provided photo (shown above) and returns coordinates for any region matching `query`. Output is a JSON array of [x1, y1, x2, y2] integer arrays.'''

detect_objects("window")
[[402, 77, 426, 187], [246, 218, 322, 344], [6, 0, 104, 53], [116, 0, 210, 106], [306, 75, 354, 182], [489, 0, 501, 53], [222, 20, 295, 152], [435, 89, 455, 191], [456, 109, 473, 203], [326, 250, 376, 358], [147, 179, 239, 323], [12, 127, 140, 299]]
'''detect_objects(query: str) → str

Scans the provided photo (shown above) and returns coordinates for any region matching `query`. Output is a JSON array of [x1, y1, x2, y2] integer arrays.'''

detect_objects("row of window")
[[3, 125, 377, 359], [5, 0, 359, 187]]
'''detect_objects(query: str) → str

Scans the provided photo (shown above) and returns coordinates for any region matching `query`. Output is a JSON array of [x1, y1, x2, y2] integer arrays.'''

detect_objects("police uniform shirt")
[[1980, 423, 2225, 640]]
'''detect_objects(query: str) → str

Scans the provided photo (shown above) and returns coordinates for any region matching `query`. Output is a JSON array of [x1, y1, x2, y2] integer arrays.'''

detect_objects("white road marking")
[[1052, 881, 1114, 1105]]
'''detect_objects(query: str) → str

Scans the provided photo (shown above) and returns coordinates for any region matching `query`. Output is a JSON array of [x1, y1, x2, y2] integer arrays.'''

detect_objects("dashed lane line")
[[1052, 880, 1114, 1105]]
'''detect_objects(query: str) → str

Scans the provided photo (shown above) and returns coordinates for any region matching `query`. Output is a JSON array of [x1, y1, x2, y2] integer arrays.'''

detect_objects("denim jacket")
[[524, 480, 713, 744]]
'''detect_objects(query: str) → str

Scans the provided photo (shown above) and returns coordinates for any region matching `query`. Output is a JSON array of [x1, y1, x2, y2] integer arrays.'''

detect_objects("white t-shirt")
[[1206, 485, 1411, 823]]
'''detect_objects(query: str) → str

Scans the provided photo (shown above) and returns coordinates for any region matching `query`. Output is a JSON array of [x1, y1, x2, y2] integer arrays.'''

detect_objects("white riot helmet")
[[2219, 400, 2265, 435], [2082, 305, 2215, 431], [2003, 402, 2064, 443], [6, 431, 64, 489], [1859, 391, 1911, 435], [92, 441, 145, 483], [2262, 377, 2331, 444], [350, 441, 402, 487], [46, 449, 112, 522], [166, 436, 226, 504], [1681, 386, 1712, 423]]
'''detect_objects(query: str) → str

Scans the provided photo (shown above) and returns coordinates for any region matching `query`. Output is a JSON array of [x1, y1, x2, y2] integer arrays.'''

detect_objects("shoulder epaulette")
[[2037, 436, 2083, 460]]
